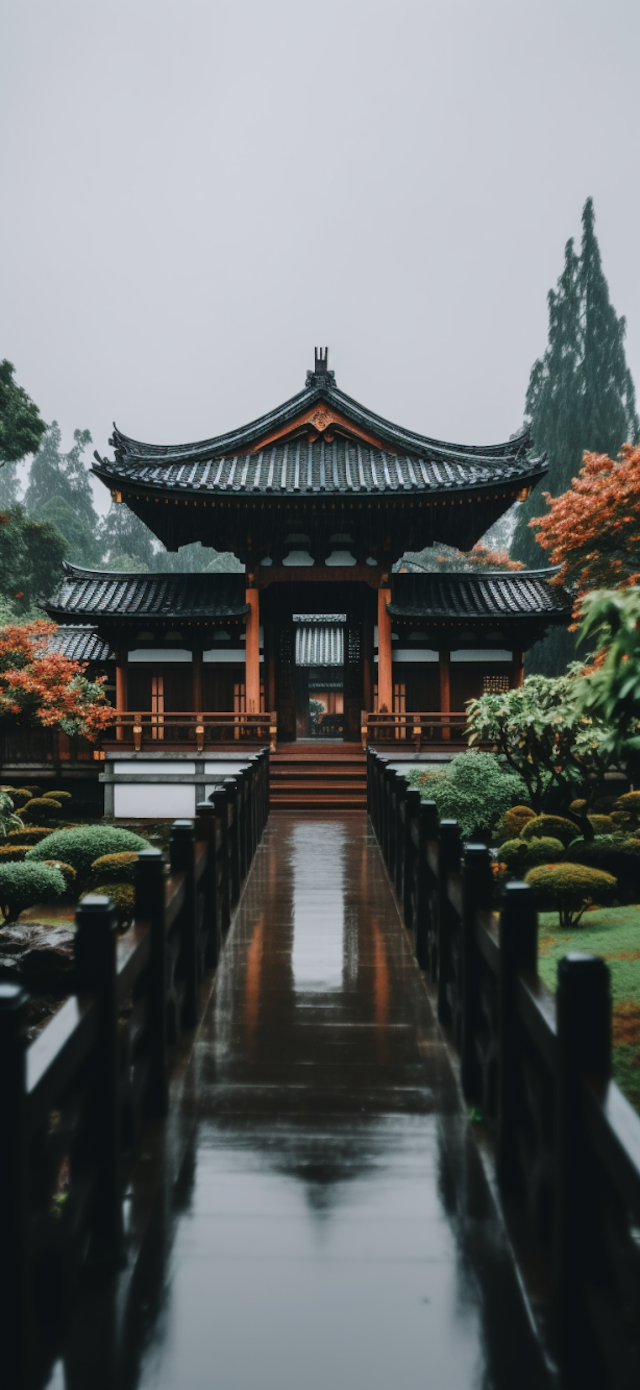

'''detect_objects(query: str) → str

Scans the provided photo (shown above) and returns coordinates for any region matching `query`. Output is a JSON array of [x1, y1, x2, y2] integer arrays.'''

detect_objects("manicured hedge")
[[500, 835, 565, 876], [90, 851, 139, 884], [82, 882, 135, 929], [26, 825, 150, 882], [521, 815, 579, 847], [525, 863, 617, 928], [0, 862, 66, 922]]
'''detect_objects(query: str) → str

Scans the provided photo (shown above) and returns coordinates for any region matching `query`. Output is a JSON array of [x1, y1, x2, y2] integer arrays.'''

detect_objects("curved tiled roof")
[[46, 565, 249, 622], [388, 570, 571, 623], [295, 626, 344, 667], [46, 624, 113, 662], [93, 369, 544, 500]]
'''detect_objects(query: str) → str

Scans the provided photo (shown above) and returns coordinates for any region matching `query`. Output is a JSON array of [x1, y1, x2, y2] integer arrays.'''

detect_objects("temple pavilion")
[[45, 350, 570, 757]]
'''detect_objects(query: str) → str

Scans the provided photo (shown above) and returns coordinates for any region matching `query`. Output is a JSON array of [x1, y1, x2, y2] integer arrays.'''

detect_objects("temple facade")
[[45, 351, 571, 752]]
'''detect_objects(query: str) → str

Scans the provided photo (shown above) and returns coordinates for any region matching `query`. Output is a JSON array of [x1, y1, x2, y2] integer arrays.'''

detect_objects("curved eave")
[[92, 457, 547, 503], [105, 377, 533, 468], [45, 563, 250, 624]]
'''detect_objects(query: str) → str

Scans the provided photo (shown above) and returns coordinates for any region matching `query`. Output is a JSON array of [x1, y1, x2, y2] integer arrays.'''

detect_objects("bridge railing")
[[368, 748, 640, 1390], [0, 749, 269, 1390]]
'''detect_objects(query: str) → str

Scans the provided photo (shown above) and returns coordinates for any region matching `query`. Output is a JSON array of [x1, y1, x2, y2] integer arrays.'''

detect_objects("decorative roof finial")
[[314, 346, 329, 374]]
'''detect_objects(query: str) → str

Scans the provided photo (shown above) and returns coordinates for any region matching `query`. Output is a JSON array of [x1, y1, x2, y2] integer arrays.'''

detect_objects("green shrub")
[[43, 859, 77, 887], [569, 799, 587, 813], [90, 851, 139, 884], [23, 796, 61, 820], [521, 815, 579, 847], [611, 810, 633, 828], [26, 825, 150, 884], [564, 834, 640, 892], [616, 791, 640, 815], [0, 843, 30, 863], [43, 789, 72, 803], [524, 863, 617, 928], [8, 789, 33, 809], [0, 862, 66, 922], [82, 882, 135, 929], [407, 751, 528, 839], [496, 805, 536, 842], [500, 836, 565, 876], [588, 814, 615, 835], [8, 826, 52, 844]]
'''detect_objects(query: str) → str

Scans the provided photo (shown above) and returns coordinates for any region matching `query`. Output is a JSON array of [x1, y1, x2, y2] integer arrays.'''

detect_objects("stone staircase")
[[269, 744, 367, 810]]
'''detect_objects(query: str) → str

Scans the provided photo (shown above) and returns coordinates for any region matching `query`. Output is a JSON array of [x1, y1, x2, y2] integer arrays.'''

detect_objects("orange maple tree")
[[530, 444, 640, 597], [0, 621, 113, 738]]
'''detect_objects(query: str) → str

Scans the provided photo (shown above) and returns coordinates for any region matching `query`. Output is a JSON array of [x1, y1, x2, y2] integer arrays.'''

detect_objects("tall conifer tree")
[[513, 198, 638, 671]]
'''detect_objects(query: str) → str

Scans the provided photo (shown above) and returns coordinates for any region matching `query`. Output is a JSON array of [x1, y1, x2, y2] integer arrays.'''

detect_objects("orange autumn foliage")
[[0, 621, 113, 739], [530, 445, 640, 598]]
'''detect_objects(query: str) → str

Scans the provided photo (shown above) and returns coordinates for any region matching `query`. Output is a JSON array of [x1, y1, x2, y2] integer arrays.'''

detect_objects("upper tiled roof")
[[45, 624, 113, 662], [46, 565, 249, 623], [93, 366, 544, 500], [388, 570, 571, 623]]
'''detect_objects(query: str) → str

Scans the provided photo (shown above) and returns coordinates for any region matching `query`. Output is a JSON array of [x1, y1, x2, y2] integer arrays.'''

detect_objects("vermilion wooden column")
[[115, 652, 127, 741], [377, 588, 393, 713], [245, 589, 261, 714], [192, 647, 203, 710], [512, 651, 524, 687], [439, 648, 451, 740]]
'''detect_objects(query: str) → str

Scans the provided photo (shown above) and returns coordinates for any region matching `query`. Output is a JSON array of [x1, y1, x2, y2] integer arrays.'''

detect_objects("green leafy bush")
[[500, 836, 565, 876], [496, 805, 535, 842], [26, 825, 150, 884], [524, 863, 617, 928], [0, 862, 66, 922], [588, 814, 615, 835], [616, 791, 640, 816], [0, 843, 30, 862], [564, 834, 640, 892], [23, 796, 61, 820], [82, 882, 135, 929], [521, 815, 579, 847], [90, 851, 139, 884], [0, 790, 23, 838], [407, 751, 528, 839], [43, 789, 72, 804]]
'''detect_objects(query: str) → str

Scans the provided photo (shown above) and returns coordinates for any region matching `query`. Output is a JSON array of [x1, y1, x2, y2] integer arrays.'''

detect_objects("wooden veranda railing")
[[0, 751, 269, 1390], [368, 750, 640, 1388], [362, 710, 469, 750], [109, 711, 278, 752]]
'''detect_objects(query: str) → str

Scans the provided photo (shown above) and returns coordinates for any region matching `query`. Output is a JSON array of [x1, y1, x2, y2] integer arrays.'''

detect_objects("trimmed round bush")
[[611, 810, 633, 828], [8, 789, 33, 809], [564, 833, 640, 892], [569, 799, 587, 813], [616, 791, 640, 813], [90, 851, 139, 884], [8, 826, 53, 844], [0, 844, 30, 863], [26, 825, 150, 883], [23, 796, 61, 820], [524, 863, 617, 928], [500, 836, 564, 876], [43, 859, 77, 887], [81, 882, 135, 929], [521, 815, 579, 847], [408, 751, 528, 840], [497, 805, 536, 842], [588, 814, 614, 835], [0, 862, 66, 922]]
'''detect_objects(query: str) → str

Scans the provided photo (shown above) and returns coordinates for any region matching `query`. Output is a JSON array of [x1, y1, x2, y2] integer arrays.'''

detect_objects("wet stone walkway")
[[102, 814, 550, 1388]]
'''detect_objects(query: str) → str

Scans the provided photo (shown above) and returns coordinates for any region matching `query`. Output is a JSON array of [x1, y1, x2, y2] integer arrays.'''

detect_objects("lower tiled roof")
[[46, 565, 249, 622], [45, 625, 113, 662], [388, 570, 571, 622]]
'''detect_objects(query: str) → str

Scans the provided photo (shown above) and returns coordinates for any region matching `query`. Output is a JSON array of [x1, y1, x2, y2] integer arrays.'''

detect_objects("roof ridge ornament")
[[306, 346, 336, 389]]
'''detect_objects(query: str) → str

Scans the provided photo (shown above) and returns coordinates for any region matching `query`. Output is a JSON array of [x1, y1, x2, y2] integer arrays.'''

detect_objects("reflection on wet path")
[[130, 814, 548, 1389]]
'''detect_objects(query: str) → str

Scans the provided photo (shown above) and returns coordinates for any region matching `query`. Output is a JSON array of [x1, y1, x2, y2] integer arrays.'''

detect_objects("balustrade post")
[[460, 844, 492, 1101], [135, 849, 168, 1116], [394, 774, 407, 897], [555, 953, 611, 1389], [0, 984, 29, 1390], [195, 803, 220, 966], [496, 882, 537, 1194], [170, 820, 198, 1028], [402, 788, 421, 927], [210, 785, 231, 933], [75, 895, 123, 1264], [416, 800, 439, 971], [436, 820, 461, 1025], [224, 777, 241, 904]]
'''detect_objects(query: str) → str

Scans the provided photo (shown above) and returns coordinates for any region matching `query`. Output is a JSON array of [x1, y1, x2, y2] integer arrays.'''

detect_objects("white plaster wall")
[[113, 783, 196, 819]]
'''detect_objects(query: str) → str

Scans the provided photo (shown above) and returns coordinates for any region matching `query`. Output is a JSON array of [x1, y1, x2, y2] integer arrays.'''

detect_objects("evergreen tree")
[[99, 502, 156, 571], [513, 198, 639, 673], [0, 506, 68, 615], [0, 360, 47, 467], [24, 422, 101, 565]]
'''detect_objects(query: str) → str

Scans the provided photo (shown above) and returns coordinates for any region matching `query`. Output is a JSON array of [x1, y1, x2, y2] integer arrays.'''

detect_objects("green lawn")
[[538, 905, 640, 1113]]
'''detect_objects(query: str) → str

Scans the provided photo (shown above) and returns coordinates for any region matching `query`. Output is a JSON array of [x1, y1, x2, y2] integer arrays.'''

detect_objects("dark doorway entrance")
[[264, 584, 373, 743], [293, 618, 345, 739]]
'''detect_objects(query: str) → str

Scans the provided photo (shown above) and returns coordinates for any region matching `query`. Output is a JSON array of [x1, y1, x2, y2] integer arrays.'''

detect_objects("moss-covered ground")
[[538, 905, 640, 1114]]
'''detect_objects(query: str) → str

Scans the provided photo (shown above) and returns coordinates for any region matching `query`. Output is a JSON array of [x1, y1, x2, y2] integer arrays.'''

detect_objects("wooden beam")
[[245, 589, 261, 714], [115, 652, 128, 742], [439, 649, 450, 741], [512, 651, 524, 688], [377, 589, 393, 714]]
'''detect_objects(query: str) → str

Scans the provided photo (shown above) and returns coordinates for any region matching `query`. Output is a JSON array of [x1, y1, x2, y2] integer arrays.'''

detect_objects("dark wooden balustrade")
[[368, 748, 640, 1390], [362, 709, 470, 750], [0, 749, 269, 1390]]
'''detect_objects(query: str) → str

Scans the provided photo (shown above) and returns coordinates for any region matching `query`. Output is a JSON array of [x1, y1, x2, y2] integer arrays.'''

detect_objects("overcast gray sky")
[[2, 0, 639, 512]]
